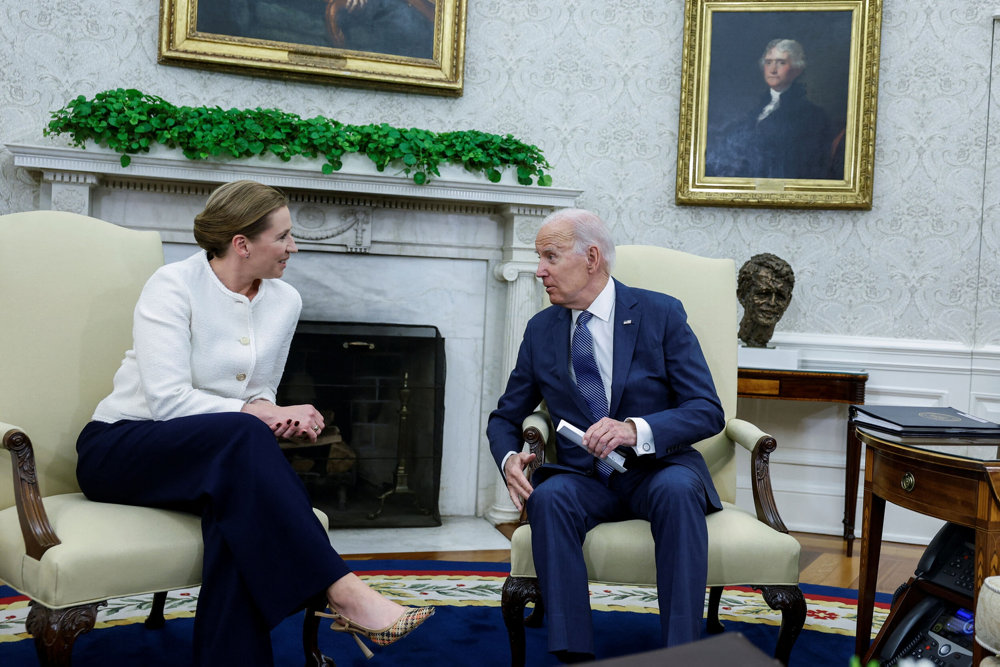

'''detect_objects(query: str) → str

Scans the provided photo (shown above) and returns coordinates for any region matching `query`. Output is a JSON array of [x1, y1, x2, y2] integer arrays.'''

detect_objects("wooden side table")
[[853, 427, 1000, 665], [737, 367, 868, 555]]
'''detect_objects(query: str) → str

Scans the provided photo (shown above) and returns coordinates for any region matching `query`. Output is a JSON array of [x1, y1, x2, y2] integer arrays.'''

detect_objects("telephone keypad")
[[929, 543, 975, 595]]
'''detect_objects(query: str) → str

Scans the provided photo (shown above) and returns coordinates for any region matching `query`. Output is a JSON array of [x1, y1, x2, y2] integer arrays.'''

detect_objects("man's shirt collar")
[[574, 277, 615, 324]]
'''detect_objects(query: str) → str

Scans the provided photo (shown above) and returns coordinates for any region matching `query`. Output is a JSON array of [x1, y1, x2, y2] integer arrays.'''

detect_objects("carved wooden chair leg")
[[144, 591, 168, 629], [524, 579, 545, 628], [304, 595, 337, 667], [524, 588, 544, 628], [758, 584, 806, 666], [706, 585, 725, 634], [26, 600, 103, 667], [502, 576, 542, 667]]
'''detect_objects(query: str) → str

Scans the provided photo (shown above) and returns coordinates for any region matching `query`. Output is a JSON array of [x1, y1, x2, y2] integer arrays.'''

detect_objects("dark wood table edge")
[[737, 367, 868, 556]]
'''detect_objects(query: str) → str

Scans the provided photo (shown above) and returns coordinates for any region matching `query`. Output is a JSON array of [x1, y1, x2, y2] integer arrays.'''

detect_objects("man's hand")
[[503, 451, 536, 511], [582, 418, 637, 458]]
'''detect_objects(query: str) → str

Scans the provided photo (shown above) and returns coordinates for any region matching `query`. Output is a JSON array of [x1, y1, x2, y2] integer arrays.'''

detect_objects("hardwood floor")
[[796, 532, 923, 595], [349, 528, 926, 595]]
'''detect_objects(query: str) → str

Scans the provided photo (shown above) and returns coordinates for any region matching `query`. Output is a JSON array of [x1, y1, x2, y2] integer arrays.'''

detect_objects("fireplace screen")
[[276, 321, 445, 527]]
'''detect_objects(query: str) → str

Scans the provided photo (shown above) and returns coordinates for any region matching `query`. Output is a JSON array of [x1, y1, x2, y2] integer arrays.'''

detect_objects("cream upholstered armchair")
[[0, 211, 331, 666], [500, 245, 805, 665]]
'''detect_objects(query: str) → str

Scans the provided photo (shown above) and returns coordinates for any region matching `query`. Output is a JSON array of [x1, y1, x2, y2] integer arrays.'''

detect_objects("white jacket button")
[[240, 337, 250, 345]]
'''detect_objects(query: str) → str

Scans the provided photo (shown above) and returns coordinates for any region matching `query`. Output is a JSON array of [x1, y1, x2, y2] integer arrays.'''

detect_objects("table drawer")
[[871, 451, 979, 525]]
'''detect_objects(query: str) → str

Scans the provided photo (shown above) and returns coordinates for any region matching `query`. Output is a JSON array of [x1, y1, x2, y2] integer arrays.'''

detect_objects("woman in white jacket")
[[76, 180, 432, 665]]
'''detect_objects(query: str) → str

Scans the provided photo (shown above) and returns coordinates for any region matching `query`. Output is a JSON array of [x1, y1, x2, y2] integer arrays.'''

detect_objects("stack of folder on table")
[[851, 405, 1000, 443]]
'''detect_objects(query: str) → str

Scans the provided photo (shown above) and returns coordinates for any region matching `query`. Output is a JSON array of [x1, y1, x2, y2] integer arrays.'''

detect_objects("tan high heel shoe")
[[315, 606, 435, 659]]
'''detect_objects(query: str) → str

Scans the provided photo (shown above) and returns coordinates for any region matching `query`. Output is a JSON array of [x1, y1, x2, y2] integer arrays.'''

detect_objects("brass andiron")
[[369, 372, 428, 520]]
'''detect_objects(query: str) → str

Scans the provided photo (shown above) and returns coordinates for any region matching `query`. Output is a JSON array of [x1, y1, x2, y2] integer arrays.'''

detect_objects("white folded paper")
[[556, 420, 627, 473]]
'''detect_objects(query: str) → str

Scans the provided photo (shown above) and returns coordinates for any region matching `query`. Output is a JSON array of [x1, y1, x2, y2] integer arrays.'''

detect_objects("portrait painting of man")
[[703, 10, 852, 181]]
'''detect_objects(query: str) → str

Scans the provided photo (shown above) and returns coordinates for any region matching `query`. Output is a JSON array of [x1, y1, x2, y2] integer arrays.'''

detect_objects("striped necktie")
[[572, 311, 614, 480]]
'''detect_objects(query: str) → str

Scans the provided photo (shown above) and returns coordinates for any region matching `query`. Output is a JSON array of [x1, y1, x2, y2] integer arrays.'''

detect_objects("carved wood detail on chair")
[[501, 576, 543, 667], [749, 434, 788, 533], [2, 428, 61, 560], [26, 601, 103, 667], [759, 584, 807, 665]]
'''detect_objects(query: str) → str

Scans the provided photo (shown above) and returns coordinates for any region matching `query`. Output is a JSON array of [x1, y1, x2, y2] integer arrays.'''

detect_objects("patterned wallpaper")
[[2, 0, 999, 347]]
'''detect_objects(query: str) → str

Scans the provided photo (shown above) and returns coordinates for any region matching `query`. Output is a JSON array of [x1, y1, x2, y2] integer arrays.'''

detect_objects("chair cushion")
[[0, 493, 330, 609], [509, 502, 800, 587]]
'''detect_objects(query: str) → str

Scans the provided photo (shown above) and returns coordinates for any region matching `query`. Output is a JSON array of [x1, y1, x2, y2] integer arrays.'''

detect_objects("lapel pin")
[[623, 320, 633, 325]]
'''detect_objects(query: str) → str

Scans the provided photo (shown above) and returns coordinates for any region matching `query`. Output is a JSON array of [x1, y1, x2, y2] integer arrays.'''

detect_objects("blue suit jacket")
[[487, 279, 724, 512]]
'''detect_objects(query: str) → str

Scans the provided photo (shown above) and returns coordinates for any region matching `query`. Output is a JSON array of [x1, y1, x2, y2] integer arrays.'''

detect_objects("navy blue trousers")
[[526, 464, 709, 656], [76, 413, 351, 666]]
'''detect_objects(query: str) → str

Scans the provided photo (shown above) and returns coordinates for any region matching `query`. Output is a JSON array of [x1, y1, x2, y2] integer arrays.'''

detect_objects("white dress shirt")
[[570, 279, 655, 456]]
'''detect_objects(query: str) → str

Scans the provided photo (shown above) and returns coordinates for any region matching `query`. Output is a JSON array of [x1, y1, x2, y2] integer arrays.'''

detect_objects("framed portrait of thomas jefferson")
[[159, 0, 467, 96], [675, 0, 882, 209]]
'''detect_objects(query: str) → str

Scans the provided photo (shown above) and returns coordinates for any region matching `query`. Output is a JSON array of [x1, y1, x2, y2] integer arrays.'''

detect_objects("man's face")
[[746, 268, 792, 326], [534, 219, 596, 310], [762, 48, 801, 92]]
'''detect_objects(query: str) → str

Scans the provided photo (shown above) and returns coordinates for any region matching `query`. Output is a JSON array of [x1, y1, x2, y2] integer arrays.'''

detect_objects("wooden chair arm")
[[1, 425, 61, 560], [521, 411, 551, 481], [516, 411, 553, 524], [725, 418, 788, 534]]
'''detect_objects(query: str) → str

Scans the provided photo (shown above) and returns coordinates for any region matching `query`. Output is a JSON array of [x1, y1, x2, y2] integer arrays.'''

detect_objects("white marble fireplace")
[[8, 143, 581, 524]]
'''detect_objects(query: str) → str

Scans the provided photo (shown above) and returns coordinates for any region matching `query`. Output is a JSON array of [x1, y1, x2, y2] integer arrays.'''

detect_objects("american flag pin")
[[623, 320, 633, 325]]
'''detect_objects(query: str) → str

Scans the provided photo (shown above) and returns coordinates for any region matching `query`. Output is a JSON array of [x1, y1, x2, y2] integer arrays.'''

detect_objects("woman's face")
[[246, 206, 297, 278]]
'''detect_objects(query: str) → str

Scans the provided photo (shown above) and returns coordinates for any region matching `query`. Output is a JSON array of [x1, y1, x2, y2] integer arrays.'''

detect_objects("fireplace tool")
[[369, 372, 430, 520]]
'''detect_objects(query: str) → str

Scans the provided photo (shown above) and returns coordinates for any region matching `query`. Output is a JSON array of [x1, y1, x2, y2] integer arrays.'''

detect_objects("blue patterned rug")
[[0, 560, 889, 666]]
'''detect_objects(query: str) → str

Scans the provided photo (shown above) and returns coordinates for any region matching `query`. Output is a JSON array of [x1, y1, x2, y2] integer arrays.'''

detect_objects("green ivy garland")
[[44, 88, 553, 187]]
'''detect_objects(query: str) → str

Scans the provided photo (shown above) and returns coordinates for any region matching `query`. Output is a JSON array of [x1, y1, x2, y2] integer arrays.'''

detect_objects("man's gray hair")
[[541, 208, 616, 271], [759, 39, 806, 71]]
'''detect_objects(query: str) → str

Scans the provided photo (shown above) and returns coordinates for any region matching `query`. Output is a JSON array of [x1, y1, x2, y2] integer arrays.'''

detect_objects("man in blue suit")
[[487, 208, 725, 662]]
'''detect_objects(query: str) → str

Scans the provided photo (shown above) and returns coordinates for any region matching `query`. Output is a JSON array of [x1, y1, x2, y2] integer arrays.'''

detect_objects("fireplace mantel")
[[9, 142, 580, 524], [7, 143, 579, 210]]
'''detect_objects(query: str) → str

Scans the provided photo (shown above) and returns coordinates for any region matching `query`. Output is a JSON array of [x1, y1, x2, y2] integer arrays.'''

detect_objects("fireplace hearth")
[[277, 321, 445, 527]]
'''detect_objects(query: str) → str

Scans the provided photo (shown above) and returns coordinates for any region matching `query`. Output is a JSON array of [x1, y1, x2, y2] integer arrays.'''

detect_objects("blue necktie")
[[572, 311, 614, 480]]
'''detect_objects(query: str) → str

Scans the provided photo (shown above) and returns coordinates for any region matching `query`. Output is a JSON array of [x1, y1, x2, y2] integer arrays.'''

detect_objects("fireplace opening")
[[276, 321, 445, 527]]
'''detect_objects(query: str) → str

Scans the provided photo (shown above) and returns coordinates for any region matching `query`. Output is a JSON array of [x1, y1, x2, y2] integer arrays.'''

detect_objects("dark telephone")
[[914, 522, 975, 596], [878, 522, 976, 666], [878, 597, 975, 665]]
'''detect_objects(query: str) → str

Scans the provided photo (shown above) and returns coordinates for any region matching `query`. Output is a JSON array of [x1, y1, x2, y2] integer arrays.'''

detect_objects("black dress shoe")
[[553, 650, 595, 663]]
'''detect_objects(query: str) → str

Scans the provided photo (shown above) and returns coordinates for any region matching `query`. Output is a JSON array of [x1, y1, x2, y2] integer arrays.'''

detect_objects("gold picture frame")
[[675, 0, 882, 209], [159, 0, 467, 96]]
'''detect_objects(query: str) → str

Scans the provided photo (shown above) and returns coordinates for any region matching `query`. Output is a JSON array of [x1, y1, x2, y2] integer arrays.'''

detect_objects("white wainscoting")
[[735, 332, 1000, 545]]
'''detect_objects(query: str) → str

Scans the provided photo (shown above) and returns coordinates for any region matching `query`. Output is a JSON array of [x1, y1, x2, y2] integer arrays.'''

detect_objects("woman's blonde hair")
[[194, 180, 289, 259]]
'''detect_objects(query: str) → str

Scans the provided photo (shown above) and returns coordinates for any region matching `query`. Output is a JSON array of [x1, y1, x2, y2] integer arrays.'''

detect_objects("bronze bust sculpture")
[[737, 253, 794, 348]]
